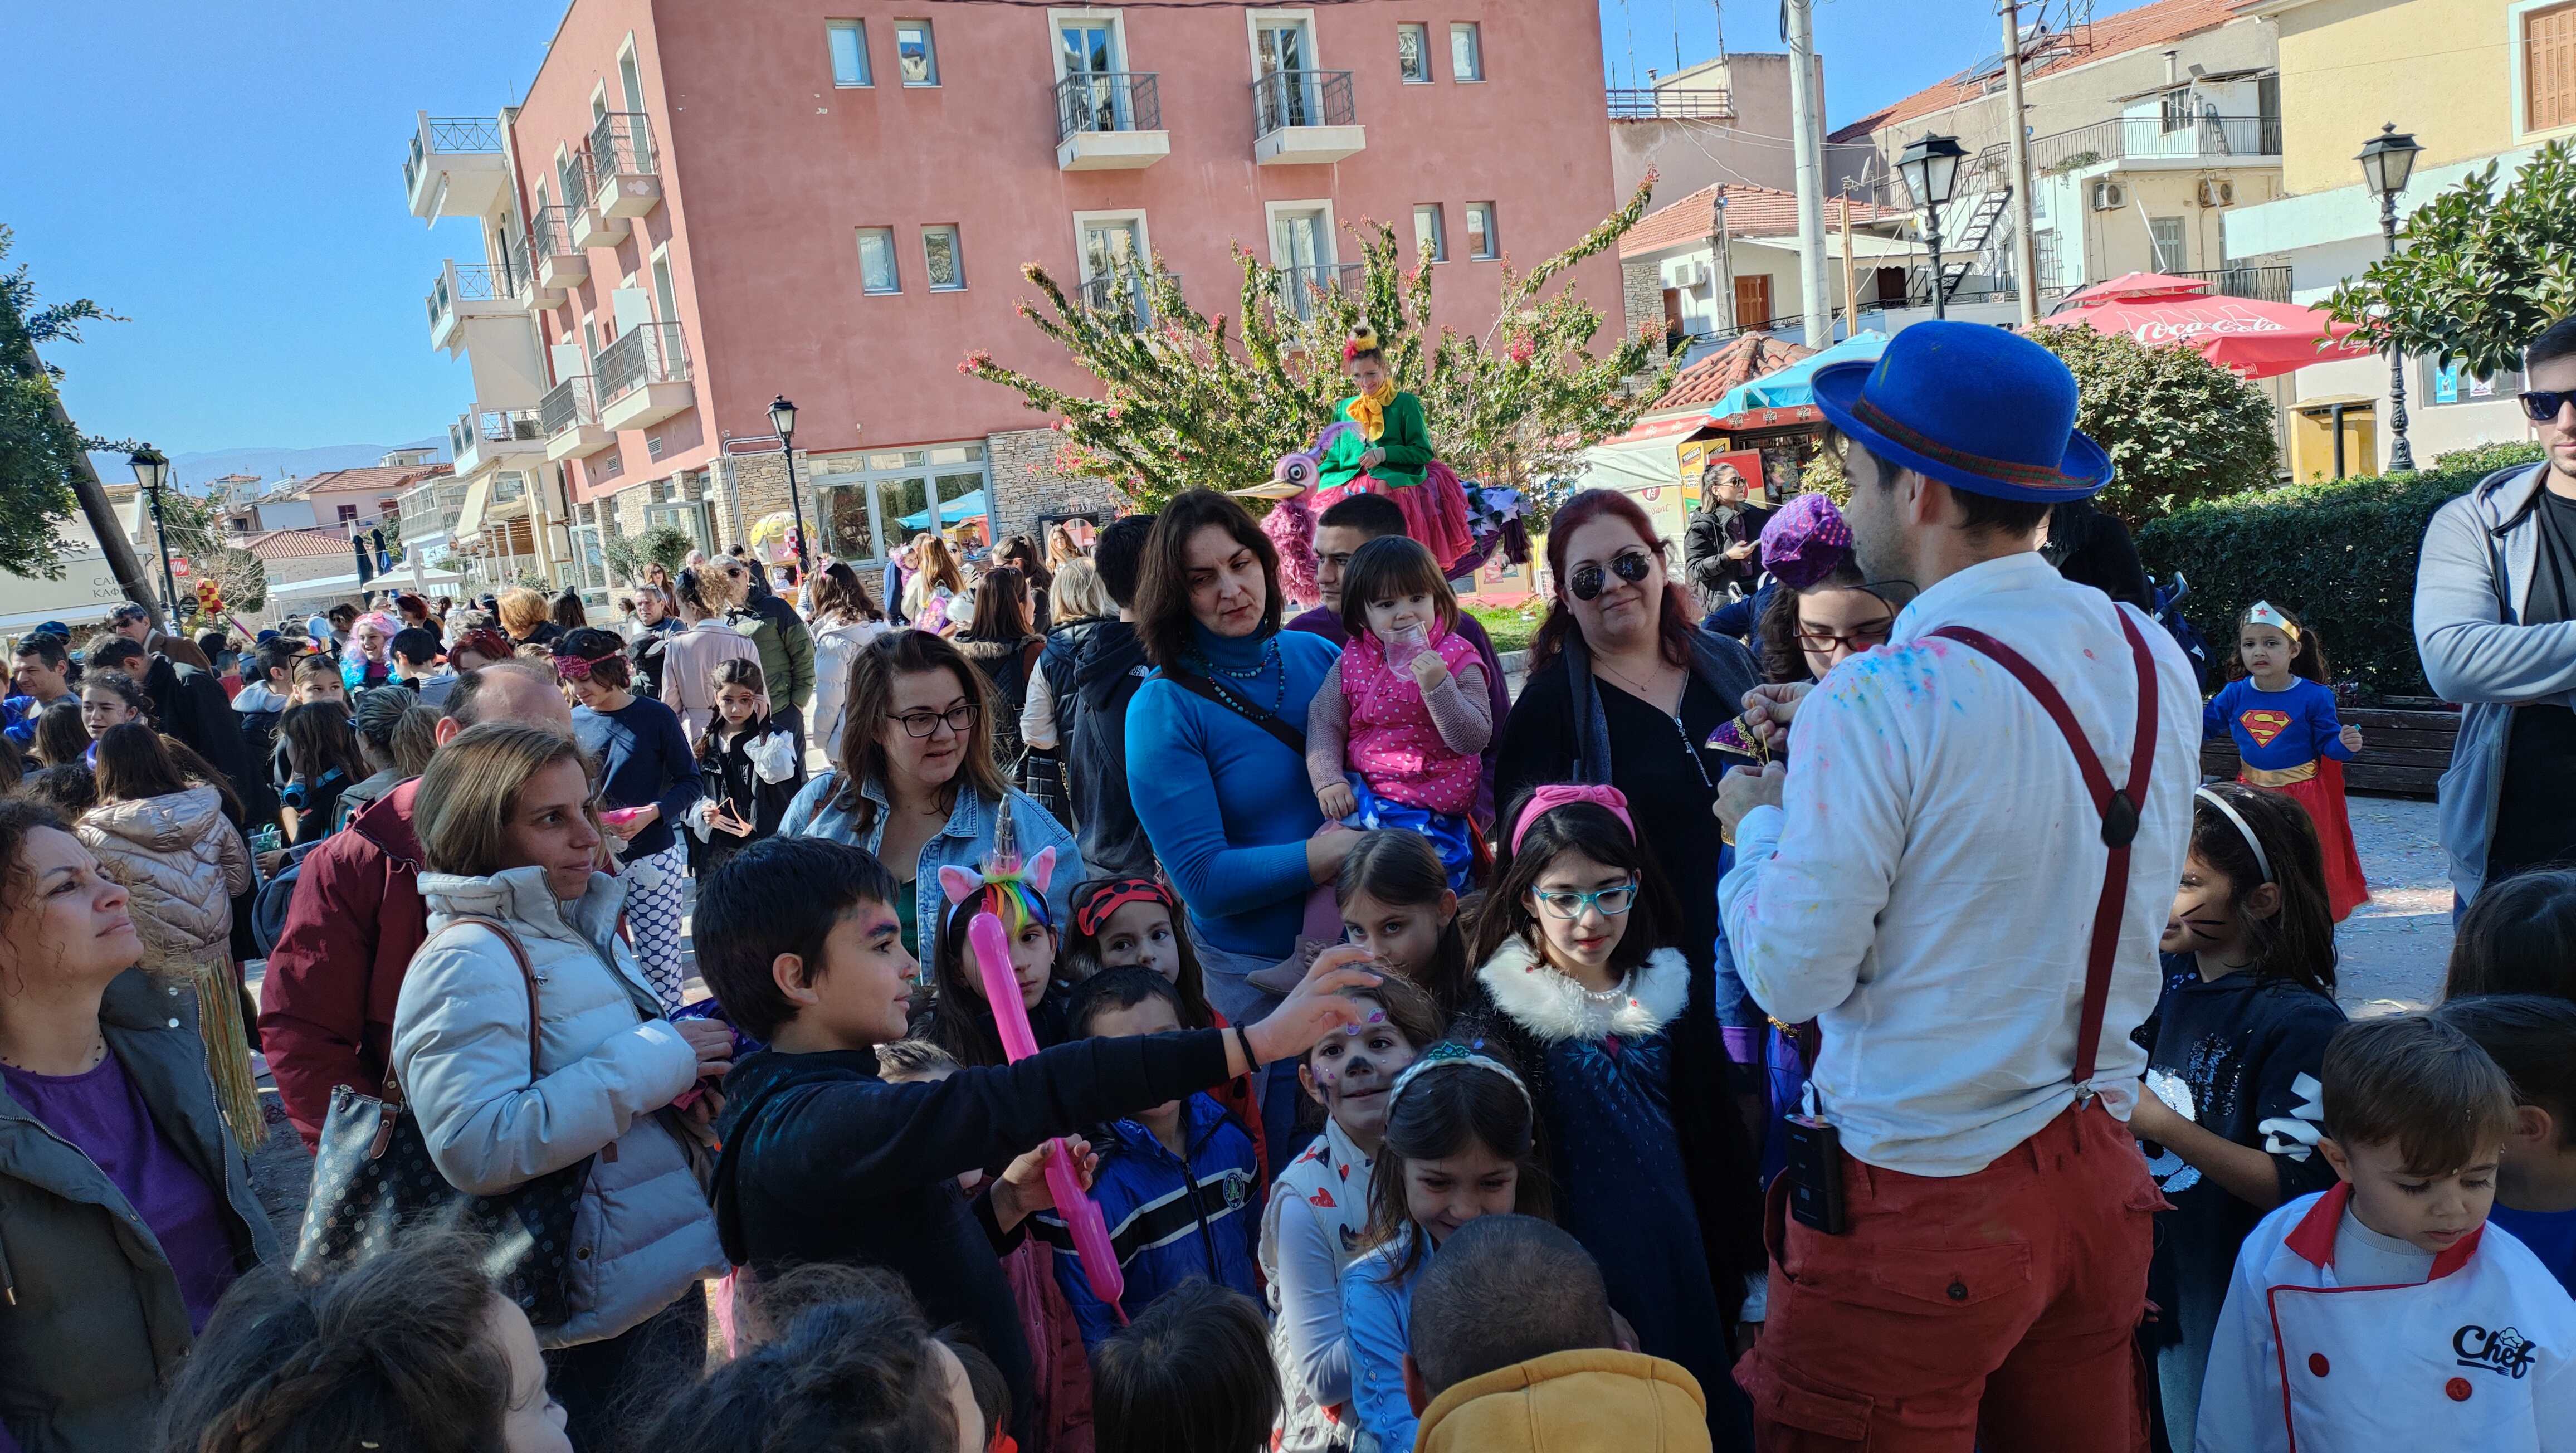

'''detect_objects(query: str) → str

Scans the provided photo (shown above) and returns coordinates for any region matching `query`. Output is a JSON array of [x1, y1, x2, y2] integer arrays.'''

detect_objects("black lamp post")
[[2358, 123, 2424, 473], [1897, 131, 1968, 321], [767, 394, 812, 577], [130, 445, 179, 628]]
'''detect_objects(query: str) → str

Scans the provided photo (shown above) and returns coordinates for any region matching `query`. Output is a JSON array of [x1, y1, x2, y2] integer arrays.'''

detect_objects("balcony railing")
[[528, 206, 576, 262], [1079, 270, 1180, 329], [1275, 262, 1362, 320], [541, 376, 602, 436], [1056, 72, 1163, 143], [1606, 88, 1734, 121], [451, 408, 545, 459], [595, 321, 691, 405], [426, 262, 520, 329], [2168, 265, 2294, 304], [403, 115, 503, 197], [586, 111, 656, 181], [1252, 69, 1355, 136], [2031, 115, 2281, 174]]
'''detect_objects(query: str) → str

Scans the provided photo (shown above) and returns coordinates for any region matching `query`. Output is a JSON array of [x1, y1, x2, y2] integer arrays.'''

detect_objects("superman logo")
[[2238, 709, 2291, 748]]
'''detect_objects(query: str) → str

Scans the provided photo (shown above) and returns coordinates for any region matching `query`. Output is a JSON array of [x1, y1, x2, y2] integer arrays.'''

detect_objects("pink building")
[[404, 1, 1627, 593]]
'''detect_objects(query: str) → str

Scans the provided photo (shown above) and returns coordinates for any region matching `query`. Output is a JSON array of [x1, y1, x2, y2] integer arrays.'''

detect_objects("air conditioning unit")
[[1671, 261, 1711, 289], [2198, 178, 2236, 208], [2090, 180, 2128, 211]]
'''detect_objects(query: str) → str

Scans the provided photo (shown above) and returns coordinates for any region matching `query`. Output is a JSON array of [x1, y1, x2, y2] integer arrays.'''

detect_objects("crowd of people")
[[1, 316, 2574, 1453]]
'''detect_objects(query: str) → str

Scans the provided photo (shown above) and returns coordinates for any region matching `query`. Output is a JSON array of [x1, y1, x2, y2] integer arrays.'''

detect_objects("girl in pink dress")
[[1305, 536, 1492, 890]]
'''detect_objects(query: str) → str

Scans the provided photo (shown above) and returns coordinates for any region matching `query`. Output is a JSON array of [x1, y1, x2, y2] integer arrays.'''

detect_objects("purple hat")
[[1760, 493, 1855, 589]]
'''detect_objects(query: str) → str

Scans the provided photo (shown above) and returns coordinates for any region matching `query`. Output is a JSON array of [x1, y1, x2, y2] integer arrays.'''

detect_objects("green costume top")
[[1319, 389, 1432, 491]]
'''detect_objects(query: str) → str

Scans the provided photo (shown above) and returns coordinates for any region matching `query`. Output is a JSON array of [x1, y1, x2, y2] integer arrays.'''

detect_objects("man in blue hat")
[[1714, 322, 2201, 1449]]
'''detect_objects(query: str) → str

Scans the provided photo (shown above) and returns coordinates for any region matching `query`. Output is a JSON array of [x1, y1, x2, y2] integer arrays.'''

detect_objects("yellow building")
[[2227, 0, 2574, 475]]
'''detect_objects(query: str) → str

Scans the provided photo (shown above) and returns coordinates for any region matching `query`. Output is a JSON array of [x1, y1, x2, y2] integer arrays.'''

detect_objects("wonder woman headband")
[[2193, 787, 2273, 885], [1072, 876, 1170, 939], [1388, 1040, 1533, 1116], [2244, 601, 2300, 643]]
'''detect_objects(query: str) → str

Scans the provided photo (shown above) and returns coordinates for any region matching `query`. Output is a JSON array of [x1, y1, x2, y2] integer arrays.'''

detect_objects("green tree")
[[0, 224, 124, 579], [2026, 323, 2282, 523], [604, 523, 692, 586], [964, 182, 1673, 518], [2323, 139, 2576, 378]]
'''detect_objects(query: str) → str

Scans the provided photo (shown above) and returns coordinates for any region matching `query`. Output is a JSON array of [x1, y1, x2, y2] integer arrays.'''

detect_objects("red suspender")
[[1928, 611, 2159, 1094]]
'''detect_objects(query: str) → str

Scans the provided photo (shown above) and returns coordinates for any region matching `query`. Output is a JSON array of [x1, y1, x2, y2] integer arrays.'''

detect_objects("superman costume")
[[2203, 676, 2368, 919]]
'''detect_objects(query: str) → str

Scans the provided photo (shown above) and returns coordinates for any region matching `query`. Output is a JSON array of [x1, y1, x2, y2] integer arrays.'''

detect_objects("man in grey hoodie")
[[2414, 314, 2576, 903]]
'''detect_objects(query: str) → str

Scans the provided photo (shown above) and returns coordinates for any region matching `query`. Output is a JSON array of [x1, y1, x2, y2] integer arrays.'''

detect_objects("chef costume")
[[2196, 1182, 2576, 1452]]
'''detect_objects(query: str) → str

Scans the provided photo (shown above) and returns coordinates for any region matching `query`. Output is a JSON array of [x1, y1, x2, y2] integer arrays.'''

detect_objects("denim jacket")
[[777, 772, 1085, 965]]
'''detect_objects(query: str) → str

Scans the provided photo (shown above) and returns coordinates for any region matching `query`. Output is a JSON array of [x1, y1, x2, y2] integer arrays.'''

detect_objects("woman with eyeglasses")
[[1491, 487, 1767, 1350], [1459, 787, 1754, 1447], [1749, 494, 1899, 686], [778, 631, 1084, 967]]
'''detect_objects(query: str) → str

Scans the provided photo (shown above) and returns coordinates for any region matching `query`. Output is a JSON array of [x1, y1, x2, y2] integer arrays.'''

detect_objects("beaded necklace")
[[1192, 635, 1286, 715]]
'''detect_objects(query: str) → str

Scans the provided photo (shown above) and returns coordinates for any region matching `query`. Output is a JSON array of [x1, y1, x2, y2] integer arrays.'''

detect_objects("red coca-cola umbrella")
[[2048, 287, 2375, 380]]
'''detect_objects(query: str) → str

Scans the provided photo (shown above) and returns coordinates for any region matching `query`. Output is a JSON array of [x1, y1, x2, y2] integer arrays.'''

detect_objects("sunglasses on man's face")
[[1568, 549, 1657, 602], [2521, 389, 2576, 425]]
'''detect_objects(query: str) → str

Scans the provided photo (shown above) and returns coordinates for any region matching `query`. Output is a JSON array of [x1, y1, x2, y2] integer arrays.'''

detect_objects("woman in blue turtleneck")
[[1125, 491, 1358, 1030]]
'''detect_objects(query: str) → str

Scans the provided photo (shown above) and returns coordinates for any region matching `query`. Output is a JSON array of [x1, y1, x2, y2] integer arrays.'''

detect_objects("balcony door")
[[1272, 206, 1331, 318], [1256, 20, 1314, 128], [1082, 217, 1146, 316], [1062, 22, 1124, 131]]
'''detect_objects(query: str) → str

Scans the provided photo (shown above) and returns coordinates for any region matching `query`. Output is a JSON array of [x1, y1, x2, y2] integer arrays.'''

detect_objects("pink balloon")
[[969, 911, 1127, 1320]]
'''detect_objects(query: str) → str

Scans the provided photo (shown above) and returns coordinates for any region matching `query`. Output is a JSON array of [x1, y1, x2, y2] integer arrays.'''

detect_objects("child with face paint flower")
[[1258, 975, 1444, 1451]]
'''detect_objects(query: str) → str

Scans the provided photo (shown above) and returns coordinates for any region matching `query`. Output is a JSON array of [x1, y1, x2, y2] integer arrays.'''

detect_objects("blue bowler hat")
[[1809, 321, 2112, 503]]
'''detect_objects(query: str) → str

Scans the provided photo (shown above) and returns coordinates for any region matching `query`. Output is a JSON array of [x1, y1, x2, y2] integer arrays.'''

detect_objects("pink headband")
[[1511, 784, 1636, 856]]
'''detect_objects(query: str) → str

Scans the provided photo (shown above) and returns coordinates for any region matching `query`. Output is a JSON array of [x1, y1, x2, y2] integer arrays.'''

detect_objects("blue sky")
[[5, 0, 2014, 471]]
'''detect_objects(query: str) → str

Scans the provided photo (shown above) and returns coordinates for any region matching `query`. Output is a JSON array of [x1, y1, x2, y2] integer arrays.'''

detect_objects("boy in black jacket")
[[697, 836, 1379, 1442]]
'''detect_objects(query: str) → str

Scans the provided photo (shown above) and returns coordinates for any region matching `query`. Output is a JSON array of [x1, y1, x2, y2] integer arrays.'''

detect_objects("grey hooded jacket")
[[0, 969, 277, 1453], [390, 865, 724, 1348], [2413, 461, 2576, 901]]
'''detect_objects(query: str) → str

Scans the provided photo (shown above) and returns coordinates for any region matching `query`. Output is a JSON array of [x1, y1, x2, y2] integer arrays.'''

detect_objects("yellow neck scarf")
[[1345, 381, 1398, 442]]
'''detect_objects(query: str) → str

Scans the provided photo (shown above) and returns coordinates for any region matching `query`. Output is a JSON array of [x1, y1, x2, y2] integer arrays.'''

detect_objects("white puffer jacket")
[[391, 865, 725, 1348], [808, 615, 891, 759], [76, 786, 250, 973]]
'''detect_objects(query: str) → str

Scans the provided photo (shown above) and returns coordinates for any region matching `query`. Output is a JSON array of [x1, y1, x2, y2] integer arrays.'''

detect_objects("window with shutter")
[[2530, 2, 2576, 133]]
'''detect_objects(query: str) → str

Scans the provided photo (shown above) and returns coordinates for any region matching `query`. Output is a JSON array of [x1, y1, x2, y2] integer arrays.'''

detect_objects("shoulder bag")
[[292, 915, 594, 1326]]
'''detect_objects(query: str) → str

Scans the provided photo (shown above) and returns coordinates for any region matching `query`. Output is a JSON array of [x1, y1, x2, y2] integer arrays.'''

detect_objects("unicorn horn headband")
[[2245, 600, 2300, 643]]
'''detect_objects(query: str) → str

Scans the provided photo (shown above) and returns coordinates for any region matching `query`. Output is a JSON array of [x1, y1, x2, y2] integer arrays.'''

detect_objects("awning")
[[898, 489, 989, 529], [451, 475, 493, 538], [1709, 331, 1888, 417], [1599, 411, 1722, 447]]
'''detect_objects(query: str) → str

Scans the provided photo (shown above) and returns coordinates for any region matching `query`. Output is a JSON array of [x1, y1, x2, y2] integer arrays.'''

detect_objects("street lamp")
[[129, 444, 179, 628], [1897, 131, 1968, 321], [767, 394, 813, 579], [2358, 122, 2424, 473]]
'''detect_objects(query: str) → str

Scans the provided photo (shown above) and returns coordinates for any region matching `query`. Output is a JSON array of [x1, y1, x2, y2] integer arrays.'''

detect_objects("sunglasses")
[[1568, 549, 1657, 602], [2520, 389, 2575, 425]]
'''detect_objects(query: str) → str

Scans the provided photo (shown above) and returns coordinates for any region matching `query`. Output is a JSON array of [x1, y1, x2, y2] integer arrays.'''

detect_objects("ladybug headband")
[[1342, 324, 1382, 362], [1071, 877, 1172, 939]]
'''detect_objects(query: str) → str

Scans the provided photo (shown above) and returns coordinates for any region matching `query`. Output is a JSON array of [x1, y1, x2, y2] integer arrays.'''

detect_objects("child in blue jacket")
[[1042, 966, 1263, 1349]]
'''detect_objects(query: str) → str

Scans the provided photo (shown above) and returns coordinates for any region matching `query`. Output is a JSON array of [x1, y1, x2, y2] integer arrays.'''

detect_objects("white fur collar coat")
[[1474, 938, 1690, 1044]]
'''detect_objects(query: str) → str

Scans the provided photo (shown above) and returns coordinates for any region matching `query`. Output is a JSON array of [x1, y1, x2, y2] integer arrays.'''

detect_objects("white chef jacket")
[[2197, 1184, 2576, 1452]]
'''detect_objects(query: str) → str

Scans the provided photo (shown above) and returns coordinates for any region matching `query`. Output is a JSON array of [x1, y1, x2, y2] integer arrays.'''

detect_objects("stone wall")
[[1622, 260, 1670, 369], [984, 427, 1126, 545]]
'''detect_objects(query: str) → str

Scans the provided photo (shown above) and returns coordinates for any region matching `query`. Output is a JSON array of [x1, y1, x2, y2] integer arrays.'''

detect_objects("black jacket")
[[687, 716, 803, 875], [713, 1030, 1233, 1437], [956, 635, 1044, 765], [1683, 506, 1761, 595], [147, 655, 275, 825], [1067, 620, 1155, 879], [1038, 615, 1114, 750]]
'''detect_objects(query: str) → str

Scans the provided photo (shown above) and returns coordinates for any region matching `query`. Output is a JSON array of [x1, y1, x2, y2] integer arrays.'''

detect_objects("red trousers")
[[1736, 1101, 2163, 1452]]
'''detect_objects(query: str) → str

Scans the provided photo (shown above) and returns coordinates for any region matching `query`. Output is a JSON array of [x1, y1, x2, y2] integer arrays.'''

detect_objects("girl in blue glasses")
[[1458, 784, 1757, 1446]]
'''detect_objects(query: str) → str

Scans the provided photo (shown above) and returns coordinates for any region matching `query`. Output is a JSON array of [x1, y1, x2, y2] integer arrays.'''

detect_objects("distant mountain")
[[85, 437, 449, 490]]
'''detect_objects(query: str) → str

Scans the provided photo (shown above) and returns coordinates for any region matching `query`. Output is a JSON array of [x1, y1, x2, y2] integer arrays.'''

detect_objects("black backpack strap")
[[1155, 668, 1306, 758]]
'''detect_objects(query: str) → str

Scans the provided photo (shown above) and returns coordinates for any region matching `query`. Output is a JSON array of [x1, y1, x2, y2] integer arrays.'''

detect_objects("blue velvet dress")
[[1468, 939, 1741, 1440]]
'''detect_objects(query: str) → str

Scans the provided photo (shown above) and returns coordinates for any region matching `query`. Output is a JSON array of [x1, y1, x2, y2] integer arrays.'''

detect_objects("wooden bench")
[[2199, 701, 2458, 800]]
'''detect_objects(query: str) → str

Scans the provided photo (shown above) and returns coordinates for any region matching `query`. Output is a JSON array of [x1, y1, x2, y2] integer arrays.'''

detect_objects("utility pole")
[[2000, 0, 2043, 328], [1710, 189, 1736, 334], [1784, 0, 1832, 347], [1840, 193, 1859, 331]]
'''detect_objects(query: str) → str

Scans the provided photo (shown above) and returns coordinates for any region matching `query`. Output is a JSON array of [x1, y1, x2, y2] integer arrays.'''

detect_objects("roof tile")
[[1646, 333, 1818, 411], [1623, 183, 1899, 258]]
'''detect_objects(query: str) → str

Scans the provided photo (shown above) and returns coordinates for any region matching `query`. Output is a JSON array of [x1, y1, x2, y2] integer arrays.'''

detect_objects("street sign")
[[169, 555, 192, 577]]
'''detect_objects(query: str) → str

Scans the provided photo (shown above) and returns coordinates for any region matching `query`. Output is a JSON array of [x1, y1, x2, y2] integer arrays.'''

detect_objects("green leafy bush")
[[2027, 323, 2282, 525], [2136, 441, 2543, 700]]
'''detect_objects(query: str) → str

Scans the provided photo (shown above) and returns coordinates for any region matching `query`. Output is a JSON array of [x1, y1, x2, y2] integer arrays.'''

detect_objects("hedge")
[[2135, 441, 2545, 701]]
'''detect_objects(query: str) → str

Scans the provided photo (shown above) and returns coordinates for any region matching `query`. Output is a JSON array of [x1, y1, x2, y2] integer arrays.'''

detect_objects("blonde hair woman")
[[902, 534, 968, 631], [495, 588, 556, 649], [391, 722, 729, 1444]]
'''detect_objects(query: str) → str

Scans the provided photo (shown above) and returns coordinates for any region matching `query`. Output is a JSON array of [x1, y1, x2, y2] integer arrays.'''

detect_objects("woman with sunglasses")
[[1458, 786, 1754, 1447], [778, 631, 1083, 967], [1491, 487, 1768, 1346]]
